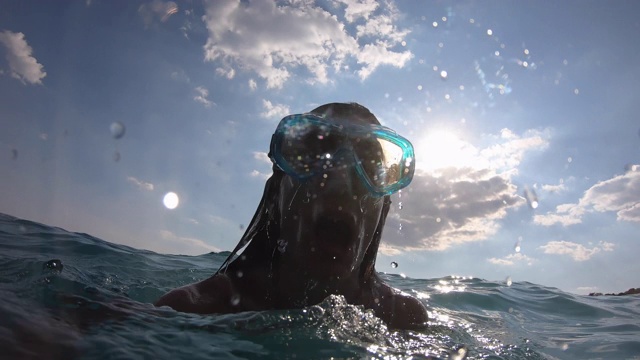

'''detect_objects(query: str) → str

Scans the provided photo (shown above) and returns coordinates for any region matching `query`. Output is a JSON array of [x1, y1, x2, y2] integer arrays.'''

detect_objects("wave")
[[1, 212, 638, 359]]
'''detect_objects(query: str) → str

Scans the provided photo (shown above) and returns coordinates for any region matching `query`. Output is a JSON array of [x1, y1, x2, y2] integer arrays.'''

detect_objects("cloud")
[[413, 128, 549, 173], [542, 183, 567, 193], [384, 167, 524, 251], [534, 167, 640, 226], [126, 176, 154, 191], [215, 67, 235, 79], [248, 78, 257, 91], [381, 128, 548, 252], [0, 30, 47, 85], [193, 86, 214, 108], [337, 0, 379, 22], [202, 0, 411, 89], [576, 286, 598, 294], [260, 99, 290, 119], [479, 128, 549, 171], [170, 69, 190, 83], [156, 230, 220, 255], [487, 253, 535, 266], [253, 151, 270, 165], [539, 240, 614, 261], [138, 0, 178, 27], [250, 151, 271, 180]]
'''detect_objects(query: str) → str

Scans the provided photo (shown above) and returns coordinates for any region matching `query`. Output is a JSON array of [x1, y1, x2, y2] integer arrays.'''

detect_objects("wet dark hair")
[[216, 103, 391, 285]]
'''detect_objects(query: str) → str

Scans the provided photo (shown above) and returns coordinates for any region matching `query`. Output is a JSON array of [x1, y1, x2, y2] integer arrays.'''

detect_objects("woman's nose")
[[320, 154, 365, 197]]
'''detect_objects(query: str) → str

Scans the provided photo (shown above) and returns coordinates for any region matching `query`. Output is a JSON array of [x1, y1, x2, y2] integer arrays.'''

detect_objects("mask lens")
[[356, 137, 404, 189], [279, 119, 342, 176]]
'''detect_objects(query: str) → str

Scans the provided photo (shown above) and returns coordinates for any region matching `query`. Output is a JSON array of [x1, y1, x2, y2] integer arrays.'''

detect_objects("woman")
[[155, 103, 428, 330]]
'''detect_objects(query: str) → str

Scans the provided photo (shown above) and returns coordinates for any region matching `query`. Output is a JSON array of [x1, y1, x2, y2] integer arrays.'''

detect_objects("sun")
[[413, 129, 478, 171]]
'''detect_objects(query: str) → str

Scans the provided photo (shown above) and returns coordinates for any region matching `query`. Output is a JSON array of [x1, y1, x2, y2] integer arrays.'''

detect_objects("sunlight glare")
[[414, 129, 479, 171], [163, 192, 179, 209]]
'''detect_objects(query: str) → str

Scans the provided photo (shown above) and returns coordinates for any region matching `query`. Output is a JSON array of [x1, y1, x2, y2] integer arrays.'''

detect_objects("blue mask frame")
[[269, 114, 415, 197]]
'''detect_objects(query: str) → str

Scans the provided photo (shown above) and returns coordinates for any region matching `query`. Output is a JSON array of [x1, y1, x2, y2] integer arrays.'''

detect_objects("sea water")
[[0, 212, 638, 359]]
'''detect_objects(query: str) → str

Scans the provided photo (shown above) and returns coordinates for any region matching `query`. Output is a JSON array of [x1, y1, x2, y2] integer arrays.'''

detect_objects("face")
[[275, 114, 386, 278]]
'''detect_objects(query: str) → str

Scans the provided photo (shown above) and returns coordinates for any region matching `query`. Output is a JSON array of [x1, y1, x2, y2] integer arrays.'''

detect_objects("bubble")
[[506, 276, 512, 286], [398, 202, 403, 210], [487, 29, 493, 36], [440, 70, 448, 79], [110, 121, 126, 139], [563, 59, 569, 65], [573, 88, 579, 95], [524, 187, 538, 209], [442, 16, 447, 22], [494, 50, 500, 56], [561, 344, 569, 351], [417, 85, 423, 91], [390, 261, 398, 268], [432, 21, 438, 28], [524, 49, 530, 55], [515, 242, 521, 253], [163, 192, 179, 209], [436, 217, 441, 223], [401, 41, 406, 47], [43, 259, 63, 272], [567, 156, 573, 163], [397, 97, 403, 102], [230, 294, 240, 306], [236, 271, 243, 278]]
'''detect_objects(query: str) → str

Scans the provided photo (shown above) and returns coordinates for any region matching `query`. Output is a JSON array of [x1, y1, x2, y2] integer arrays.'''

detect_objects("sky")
[[1, 0, 639, 295]]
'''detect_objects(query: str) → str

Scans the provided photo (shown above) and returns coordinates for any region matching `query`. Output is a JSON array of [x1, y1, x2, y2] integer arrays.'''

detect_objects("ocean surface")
[[1, 212, 639, 360]]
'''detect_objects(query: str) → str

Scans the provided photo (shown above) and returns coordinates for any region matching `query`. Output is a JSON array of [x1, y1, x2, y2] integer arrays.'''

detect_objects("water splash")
[[110, 121, 126, 139]]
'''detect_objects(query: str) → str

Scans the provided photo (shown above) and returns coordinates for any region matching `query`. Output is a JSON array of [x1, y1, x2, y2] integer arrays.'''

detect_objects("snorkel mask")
[[269, 114, 415, 197]]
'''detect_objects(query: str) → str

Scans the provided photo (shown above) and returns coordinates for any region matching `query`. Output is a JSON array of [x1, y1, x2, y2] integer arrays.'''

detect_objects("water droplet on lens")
[[277, 239, 287, 253], [163, 192, 179, 209], [390, 261, 398, 268], [110, 121, 126, 139], [449, 346, 468, 360], [230, 294, 240, 306], [43, 259, 63, 273]]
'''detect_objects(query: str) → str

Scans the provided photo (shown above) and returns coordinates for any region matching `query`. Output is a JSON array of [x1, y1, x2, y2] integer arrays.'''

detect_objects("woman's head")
[[221, 103, 410, 282]]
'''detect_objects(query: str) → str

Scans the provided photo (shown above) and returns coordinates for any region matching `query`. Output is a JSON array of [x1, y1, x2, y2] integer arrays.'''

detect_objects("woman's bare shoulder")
[[154, 274, 236, 314], [370, 282, 429, 331]]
